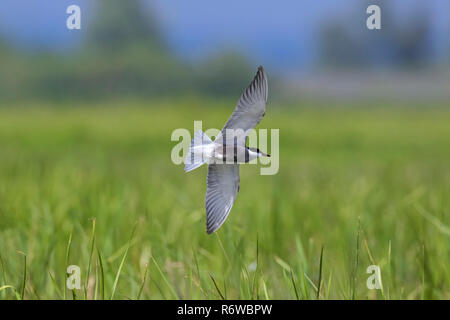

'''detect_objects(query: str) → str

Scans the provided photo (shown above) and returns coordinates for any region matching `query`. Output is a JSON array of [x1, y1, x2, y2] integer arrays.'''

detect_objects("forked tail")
[[184, 130, 213, 172]]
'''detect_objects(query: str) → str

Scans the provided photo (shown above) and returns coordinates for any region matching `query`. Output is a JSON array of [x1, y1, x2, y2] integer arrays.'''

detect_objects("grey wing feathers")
[[205, 164, 240, 234], [222, 66, 268, 134]]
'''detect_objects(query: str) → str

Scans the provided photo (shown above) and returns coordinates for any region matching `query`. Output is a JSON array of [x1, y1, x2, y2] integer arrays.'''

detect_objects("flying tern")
[[185, 66, 269, 234]]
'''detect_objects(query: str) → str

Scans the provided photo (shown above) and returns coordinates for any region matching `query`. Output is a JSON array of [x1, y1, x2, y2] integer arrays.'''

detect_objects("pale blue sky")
[[0, 0, 448, 70]]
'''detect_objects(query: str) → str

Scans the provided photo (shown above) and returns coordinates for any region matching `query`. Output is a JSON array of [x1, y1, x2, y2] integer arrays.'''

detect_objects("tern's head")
[[249, 147, 270, 158]]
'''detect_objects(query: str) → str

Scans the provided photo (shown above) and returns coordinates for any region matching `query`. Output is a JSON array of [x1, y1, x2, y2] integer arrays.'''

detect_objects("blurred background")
[[0, 1, 449, 300], [0, 0, 449, 101]]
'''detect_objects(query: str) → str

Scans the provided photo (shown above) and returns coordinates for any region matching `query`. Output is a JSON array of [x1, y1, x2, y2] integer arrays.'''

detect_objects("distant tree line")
[[0, 0, 253, 101], [317, 1, 439, 70]]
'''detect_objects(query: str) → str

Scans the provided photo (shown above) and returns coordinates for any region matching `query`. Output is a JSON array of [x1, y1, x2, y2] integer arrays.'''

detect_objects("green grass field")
[[0, 99, 449, 299]]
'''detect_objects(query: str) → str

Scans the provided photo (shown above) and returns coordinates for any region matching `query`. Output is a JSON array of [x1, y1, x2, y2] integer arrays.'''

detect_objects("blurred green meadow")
[[0, 99, 449, 299]]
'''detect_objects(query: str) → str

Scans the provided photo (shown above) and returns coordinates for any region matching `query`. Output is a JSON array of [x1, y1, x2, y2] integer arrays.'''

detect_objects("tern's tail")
[[184, 130, 213, 172]]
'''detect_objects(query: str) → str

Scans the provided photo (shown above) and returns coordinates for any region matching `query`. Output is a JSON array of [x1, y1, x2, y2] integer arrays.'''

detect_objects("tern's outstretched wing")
[[205, 164, 240, 234], [221, 66, 268, 138]]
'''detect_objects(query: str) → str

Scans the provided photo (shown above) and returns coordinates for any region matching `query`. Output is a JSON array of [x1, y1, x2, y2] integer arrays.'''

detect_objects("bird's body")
[[184, 66, 269, 234], [191, 142, 266, 164]]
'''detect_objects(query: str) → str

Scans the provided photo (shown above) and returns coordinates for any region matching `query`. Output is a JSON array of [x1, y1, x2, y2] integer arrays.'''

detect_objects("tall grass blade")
[[49, 272, 63, 299], [387, 240, 391, 299], [64, 231, 73, 300], [151, 256, 179, 299], [261, 278, 270, 300], [415, 204, 450, 236], [137, 262, 149, 300], [18, 251, 27, 300], [110, 223, 136, 300], [94, 261, 99, 300], [363, 236, 384, 298], [209, 273, 225, 300], [215, 233, 231, 266], [351, 218, 361, 300], [0, 285, 14, 293], [290, 269, 300, 300], [302, 271, 310, 300], [84, 218, 96, 300], [0, 253, 7, 299], [97, 249, 105, 300], [326, 271, 333, 299], [316, 246, 324, 300]]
